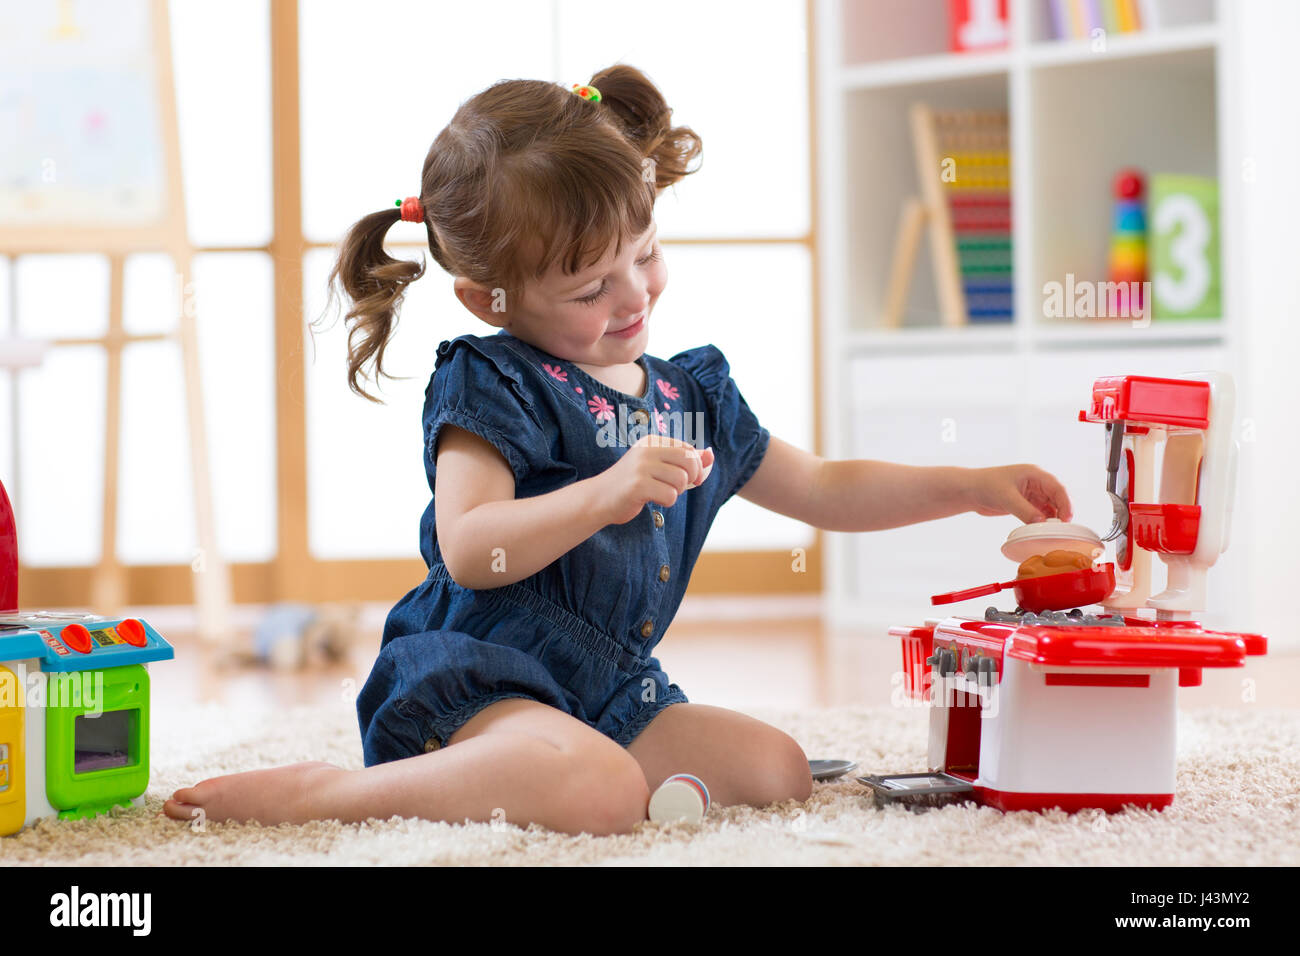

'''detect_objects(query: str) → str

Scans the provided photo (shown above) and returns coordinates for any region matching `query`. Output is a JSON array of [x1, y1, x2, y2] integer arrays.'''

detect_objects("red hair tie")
[[395, 196, 424, 222]]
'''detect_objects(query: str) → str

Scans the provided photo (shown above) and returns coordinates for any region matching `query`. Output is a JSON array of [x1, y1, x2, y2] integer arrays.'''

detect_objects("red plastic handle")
[[0, 479, 16, 614], [931, 580, 1010, 605]]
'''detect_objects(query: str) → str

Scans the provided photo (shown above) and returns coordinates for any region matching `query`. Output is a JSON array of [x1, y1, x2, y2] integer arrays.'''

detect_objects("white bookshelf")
[[815, 0, 1253, 634]]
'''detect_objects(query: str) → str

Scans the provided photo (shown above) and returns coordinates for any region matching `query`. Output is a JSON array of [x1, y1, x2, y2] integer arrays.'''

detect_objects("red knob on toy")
[[62, 623, 93, 654], [118, 618, 148, 647]]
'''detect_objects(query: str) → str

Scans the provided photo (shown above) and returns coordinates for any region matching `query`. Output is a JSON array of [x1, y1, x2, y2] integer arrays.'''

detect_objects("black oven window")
[[74, 710, 136, 773]]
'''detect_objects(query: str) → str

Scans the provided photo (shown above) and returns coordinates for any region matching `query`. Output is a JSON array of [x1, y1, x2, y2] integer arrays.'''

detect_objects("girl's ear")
[[453, 277, 509, 328]]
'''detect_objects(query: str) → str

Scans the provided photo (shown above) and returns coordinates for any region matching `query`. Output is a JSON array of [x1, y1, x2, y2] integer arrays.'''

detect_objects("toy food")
[[1016, 549, 1093, 580]]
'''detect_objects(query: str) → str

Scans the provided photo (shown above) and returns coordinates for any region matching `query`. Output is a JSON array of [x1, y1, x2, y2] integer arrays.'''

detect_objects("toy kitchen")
[[870, 372, 1267, 813], [0, 478, 173, 836]]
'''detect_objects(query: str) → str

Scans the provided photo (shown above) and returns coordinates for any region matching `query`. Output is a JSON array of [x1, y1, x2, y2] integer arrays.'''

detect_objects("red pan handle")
[[931, 579, 1013, 605]]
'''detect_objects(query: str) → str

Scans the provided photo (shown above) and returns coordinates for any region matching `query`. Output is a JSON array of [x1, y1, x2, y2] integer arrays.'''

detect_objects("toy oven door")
[[45, 664, 151, 816]]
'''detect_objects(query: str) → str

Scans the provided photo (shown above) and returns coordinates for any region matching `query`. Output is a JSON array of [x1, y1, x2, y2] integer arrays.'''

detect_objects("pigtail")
[[327, 207, 427, 403], [588, 64, 702, 189]]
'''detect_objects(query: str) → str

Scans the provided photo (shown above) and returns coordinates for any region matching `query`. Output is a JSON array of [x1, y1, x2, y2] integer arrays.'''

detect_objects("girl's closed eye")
[[573, 248, 662, 306]]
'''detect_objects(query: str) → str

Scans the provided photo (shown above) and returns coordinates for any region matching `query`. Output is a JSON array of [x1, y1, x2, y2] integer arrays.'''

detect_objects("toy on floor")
[[809, 758, 857, 781], [242, 602, 358, 672], [0, 478, 174, 836], [648, 773, 710, 823], [883, 372, 1266, 813]]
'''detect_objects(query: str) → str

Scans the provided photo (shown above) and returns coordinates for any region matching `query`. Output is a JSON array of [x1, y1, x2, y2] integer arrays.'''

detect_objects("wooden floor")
[[147, 597, 1298, 718]]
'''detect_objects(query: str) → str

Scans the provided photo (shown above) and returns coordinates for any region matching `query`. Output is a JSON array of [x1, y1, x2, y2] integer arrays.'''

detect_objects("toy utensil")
[[1101, 421, 1130, 541]]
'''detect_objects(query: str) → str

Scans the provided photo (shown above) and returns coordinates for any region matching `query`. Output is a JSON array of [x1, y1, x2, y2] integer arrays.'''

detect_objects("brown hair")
[[326, 64, 702, 402]]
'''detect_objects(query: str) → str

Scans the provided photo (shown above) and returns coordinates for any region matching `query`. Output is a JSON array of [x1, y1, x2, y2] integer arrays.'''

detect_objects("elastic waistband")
[[428, 562, 648, 676]]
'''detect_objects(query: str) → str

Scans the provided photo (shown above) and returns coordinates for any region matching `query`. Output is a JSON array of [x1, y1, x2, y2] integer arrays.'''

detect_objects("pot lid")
[[1001, 518, 1104, 563]]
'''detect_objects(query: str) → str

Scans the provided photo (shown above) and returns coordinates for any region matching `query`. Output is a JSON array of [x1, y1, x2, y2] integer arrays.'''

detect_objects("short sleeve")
[[424, 336, 550, 485], [670, 344, 771, 501]]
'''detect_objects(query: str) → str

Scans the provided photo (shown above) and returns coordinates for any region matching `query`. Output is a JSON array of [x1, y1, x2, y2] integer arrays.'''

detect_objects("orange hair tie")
[[396, 196, 425, 222]]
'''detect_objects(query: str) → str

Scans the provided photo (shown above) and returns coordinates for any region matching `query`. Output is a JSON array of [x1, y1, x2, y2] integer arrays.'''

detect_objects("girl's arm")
[[435, 426, 709, 589], [435, 424, 614, 589], [737, 436, 1072, 532]]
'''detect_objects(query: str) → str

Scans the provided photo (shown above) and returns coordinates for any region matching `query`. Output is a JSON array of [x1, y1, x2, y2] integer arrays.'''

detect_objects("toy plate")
[[809, 759, 857, 781], [1001, 518, 1104, 563]]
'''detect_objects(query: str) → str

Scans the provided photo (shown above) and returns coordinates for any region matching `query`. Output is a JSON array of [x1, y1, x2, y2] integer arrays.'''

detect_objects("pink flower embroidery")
[[587, 395, 615, 421], [653, 410, 667, 434], [656, 378, 679, 401], [575, 386, 583, 393], [663, 402, 670, 411], [543, 362, 568, 382]]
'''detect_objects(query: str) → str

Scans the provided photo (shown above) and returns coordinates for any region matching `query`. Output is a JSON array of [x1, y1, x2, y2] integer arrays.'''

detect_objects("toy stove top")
[[981, 606, 1127, 627], [0, 611, 174, 673], [916, 607, 1267, 680]]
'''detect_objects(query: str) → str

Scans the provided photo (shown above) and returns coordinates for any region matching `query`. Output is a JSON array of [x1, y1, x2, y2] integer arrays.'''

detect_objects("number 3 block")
[[1150, 174, 1221, 320]]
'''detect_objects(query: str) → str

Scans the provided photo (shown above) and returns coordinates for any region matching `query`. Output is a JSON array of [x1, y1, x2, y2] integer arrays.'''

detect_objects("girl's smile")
[[605, 313, 646, 338]]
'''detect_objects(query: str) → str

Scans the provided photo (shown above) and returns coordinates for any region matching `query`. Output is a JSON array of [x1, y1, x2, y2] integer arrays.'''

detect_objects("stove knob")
[[118, 618, 148, 647], [932, 649, 956, 676], [61, 623, 93, 654]]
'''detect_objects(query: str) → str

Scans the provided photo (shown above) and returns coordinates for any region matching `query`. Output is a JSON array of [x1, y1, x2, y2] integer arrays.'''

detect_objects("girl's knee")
[[565, 746, 650, 836], [755, 730, 813, 807]]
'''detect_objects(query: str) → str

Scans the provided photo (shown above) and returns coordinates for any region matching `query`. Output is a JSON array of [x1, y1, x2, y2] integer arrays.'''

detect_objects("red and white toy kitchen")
[[879, 372, 1266, 813]]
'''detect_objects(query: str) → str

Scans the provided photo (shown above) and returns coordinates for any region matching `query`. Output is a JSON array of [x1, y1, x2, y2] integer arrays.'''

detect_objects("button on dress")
[[356, 329, 771, 766]]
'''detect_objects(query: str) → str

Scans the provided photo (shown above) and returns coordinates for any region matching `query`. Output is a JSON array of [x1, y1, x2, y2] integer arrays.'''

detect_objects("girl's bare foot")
[[163, 761, 345, 826]]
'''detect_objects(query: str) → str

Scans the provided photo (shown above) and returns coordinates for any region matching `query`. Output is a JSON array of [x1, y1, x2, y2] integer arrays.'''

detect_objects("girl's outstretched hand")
[[967, 464, 1073, 524], [596, 435, 715, 525]]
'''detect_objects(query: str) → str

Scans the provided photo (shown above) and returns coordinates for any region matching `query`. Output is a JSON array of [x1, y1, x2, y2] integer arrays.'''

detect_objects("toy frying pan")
[[931, 563, 1116, 613]]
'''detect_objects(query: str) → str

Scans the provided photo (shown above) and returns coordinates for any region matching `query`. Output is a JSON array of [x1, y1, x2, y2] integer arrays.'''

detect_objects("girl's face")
[[508, 220, 666, 366]]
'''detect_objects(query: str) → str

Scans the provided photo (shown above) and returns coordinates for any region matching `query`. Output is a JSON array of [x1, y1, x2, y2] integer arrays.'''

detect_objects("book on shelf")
[[1048, 0, 1157, 40]]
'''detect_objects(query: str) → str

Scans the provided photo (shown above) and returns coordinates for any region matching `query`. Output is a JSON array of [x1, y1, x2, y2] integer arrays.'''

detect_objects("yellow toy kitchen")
[[0, 478, 173, 836]]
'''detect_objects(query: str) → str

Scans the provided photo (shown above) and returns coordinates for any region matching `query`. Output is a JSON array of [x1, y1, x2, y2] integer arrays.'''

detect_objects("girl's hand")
[[596, 435, 715, 525], [967, 464, 1073, 524]]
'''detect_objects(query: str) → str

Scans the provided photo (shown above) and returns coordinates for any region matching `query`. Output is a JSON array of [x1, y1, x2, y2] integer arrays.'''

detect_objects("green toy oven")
[[45, 665, 152, 819]]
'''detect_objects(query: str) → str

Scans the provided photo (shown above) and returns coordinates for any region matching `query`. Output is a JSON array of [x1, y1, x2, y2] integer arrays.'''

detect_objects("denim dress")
[[356, 329, 771, 766]]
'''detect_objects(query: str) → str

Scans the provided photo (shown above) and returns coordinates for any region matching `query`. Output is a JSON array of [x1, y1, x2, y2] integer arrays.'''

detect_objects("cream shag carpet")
[[2, 698, 1297, 866]]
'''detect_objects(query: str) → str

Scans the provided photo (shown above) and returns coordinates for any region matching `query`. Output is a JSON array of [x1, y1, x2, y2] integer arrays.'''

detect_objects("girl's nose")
[[619, 287, 651, 318]]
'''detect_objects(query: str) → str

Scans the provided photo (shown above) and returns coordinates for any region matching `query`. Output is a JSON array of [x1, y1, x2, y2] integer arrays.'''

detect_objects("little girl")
[[165, 65, 1072, 835]]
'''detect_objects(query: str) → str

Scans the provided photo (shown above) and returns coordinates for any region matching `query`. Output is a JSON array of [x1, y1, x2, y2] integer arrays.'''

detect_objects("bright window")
[[301, 0, 813, 557]]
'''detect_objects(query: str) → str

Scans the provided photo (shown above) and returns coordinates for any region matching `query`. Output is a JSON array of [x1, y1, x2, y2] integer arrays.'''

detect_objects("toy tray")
[[858, 772, 976, 811]]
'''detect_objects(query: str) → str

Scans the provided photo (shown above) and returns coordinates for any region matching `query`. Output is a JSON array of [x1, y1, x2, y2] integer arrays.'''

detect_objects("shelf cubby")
[[1027, 43, 1218, 332], [844, 72, 1010, 332]]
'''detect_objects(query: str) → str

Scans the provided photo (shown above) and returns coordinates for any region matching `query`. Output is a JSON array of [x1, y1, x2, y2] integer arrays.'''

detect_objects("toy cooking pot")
[[930, 563, 1117, 613]]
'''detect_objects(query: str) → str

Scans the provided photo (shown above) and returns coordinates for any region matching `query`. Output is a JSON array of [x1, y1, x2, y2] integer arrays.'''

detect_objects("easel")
[[883, 104, 1012, 328], [0, 0, 232, 645]]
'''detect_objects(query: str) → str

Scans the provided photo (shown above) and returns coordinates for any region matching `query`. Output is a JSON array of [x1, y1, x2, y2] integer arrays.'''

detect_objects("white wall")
[[1234, 0, 1300, 650]]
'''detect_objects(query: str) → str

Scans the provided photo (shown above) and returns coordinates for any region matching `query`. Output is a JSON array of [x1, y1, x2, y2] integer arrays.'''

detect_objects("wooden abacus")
[[883, 105, 1013, 328]]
